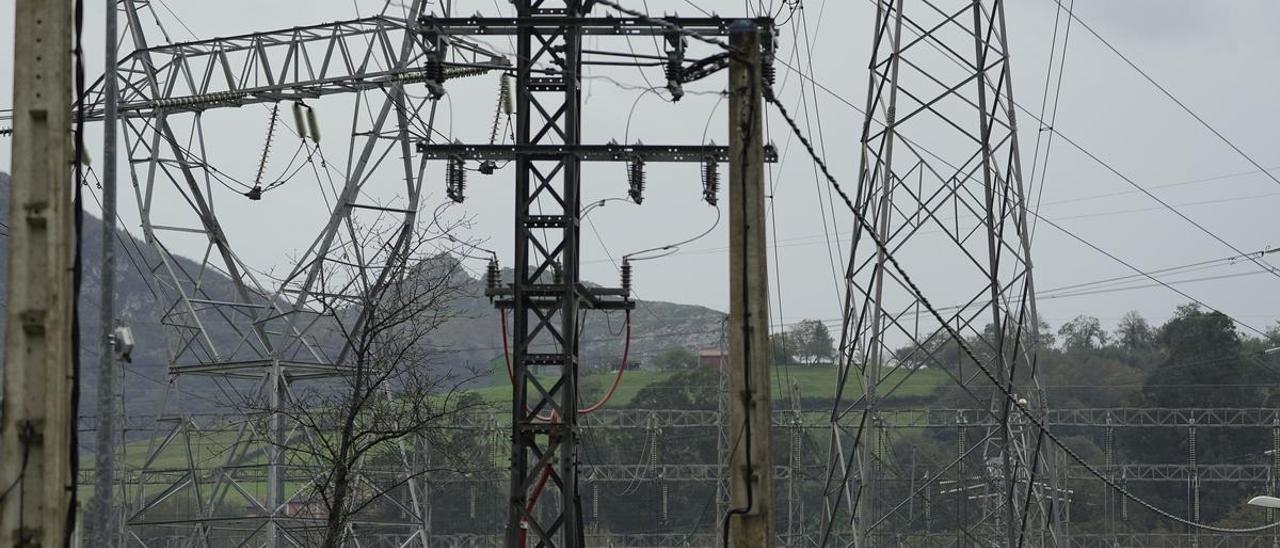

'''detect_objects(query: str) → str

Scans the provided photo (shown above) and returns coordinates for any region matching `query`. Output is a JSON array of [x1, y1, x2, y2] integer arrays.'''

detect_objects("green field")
[[470, 363, 946, 408], [98, 364, 944, 487]]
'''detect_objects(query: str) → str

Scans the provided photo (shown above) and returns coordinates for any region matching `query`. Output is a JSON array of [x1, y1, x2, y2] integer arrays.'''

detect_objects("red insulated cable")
[[519, 439, 555, 548], [578, 309, 631, 414], [500, 309, 633, 547], [499, 309, 633, 415]]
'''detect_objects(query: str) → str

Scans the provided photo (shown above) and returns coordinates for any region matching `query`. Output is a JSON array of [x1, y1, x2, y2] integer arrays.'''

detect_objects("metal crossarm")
[[82, 16, 505, 119], [417, 143, 779, 163], [419, 15, 772, 36]]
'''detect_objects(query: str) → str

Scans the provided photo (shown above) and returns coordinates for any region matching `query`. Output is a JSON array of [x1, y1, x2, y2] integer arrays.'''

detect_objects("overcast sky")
[[1, 0, 1278, 340]]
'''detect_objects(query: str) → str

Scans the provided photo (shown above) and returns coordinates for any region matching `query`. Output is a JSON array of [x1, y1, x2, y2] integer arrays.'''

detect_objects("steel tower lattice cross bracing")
[[824, 0, 1063, 546], [99, 0, 498, 544], [84, 0, 771, 543], [506, 2, 590, 546]]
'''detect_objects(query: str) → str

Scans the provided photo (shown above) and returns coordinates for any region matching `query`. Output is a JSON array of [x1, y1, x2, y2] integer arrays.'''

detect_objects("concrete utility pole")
[[89, 0, 122, 543], [727, 20, 775, 548], [1, 0, 77, 545]]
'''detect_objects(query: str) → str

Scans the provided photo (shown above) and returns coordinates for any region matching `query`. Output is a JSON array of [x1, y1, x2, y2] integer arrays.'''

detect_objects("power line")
[[765, 87, 1280, 536], [775, 8, 1280, 290], [1045, 164, 1280, 207], [1026, 0, 1076, 243], [1044, 0, 1280, 192], [1011, 102, 1280, 286], [785, 0, 844, 310], [1026, 211, 1271, 338], [785, 40, 1280, 351], [599, 181, 1280, 264]]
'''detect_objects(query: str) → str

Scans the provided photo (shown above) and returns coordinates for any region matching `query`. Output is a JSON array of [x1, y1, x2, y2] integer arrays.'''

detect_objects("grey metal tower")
[[78, 0, 513, 544], [822, 0, 1064, 546]]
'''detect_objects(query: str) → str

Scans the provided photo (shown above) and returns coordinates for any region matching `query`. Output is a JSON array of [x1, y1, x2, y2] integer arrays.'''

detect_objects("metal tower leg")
[[504, 3, 587, 547]]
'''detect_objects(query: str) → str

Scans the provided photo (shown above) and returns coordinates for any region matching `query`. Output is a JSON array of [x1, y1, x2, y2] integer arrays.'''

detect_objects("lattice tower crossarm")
[[81, 15, 507, 120]]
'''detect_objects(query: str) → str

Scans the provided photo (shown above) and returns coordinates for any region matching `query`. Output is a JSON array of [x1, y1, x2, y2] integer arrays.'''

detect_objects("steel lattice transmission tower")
[[78, 0, 512, 544], [824, 0, 1066, 546]]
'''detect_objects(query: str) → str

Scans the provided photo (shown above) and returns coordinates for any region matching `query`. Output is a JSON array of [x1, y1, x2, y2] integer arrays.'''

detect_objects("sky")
[[0, 0, 1278, 341]]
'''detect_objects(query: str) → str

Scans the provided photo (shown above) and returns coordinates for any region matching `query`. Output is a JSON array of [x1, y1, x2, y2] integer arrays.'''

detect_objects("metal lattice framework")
[[82, 16, 497, 120], [79, 404, 1280, 547], [76, 1, 1277, 546], [83, 406, 1280, 431], [86, 0, 517, 545], [825, 0, 1062, 546], [368, 532, 1280, 548]]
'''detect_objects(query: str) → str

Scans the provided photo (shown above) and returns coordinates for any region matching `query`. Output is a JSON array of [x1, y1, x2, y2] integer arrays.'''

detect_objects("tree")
[[651, 345, 698, 369], [790, 319, 835, 365], [1141, 304, 1261, 409], [770, 331, 796, 365], [1035, 319, 1056, 348], [1114, 311, 1155, 353], [260, 229, 481, 548], [1057, 315, 1108, 351], [1266, 322, 1280, 347], [630, 366, 720, 410], [1121, 304, 1266, 525]]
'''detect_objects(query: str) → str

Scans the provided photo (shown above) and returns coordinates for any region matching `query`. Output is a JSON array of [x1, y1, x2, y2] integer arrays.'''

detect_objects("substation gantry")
[[414, 6, 777, 548], [77, 0, 779, 546]]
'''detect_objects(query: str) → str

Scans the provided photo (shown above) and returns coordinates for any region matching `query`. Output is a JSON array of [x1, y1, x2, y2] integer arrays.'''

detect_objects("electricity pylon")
[[823, 1, 1065, 546], [77, 0, 511, 544]]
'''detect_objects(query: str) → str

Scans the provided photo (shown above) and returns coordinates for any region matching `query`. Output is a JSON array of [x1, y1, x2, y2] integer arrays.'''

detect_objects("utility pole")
[[88, 0, 122, 543], [1, 0, 77, 546], [727, 20, 775, 548]]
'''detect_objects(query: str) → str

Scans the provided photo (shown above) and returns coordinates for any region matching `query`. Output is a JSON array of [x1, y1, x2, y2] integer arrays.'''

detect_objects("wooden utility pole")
[[1, 0, 77, 545], [727, 20, 775, 548]]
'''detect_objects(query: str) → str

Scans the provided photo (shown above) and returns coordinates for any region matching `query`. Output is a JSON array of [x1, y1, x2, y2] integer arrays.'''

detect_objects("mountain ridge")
[[0, 171, 727, 420]]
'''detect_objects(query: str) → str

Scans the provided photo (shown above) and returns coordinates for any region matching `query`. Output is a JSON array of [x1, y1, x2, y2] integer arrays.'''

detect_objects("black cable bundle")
[[68, 0, 87, 544]]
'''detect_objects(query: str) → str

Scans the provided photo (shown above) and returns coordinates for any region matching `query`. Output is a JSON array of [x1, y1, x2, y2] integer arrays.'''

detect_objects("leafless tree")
[[256, 218, 485, 547]]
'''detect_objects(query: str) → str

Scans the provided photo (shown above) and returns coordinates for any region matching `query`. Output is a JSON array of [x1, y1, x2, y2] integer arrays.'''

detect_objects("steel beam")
[[420, 15, 772, 36], [418, 143, 779, 163], [82, 16, 503, 119]]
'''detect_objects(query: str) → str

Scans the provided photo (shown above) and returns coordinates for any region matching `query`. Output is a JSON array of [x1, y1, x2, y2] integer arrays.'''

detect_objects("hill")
[[0, 172, 187, 419], [0, 171, 729, 423]]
